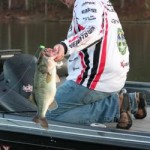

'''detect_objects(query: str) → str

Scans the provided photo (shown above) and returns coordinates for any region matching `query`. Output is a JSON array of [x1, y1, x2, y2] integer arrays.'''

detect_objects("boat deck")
[[0, 106, 150, 133], [0, 108, 150, 150], [0, 106, 149, 132]]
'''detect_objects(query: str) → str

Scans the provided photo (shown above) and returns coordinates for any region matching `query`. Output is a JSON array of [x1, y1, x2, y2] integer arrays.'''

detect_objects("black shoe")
[[134, 92, 147, 119], [116, 93, 132, 130]]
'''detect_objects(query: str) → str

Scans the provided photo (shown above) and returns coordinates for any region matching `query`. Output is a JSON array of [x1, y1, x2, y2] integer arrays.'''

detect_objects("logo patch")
[[23, 84, 33, 92], [117, 28, 127, 55]]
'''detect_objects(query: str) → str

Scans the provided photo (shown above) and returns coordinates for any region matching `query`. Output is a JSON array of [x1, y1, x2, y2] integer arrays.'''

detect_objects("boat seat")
[[3, 53, 68, 99], [0, 84, 36, 117], [3, 54, 37, 99]]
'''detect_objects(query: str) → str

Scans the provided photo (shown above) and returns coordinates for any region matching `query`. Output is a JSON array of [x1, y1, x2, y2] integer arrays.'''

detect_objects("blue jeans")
[[46, 80, 137, 125]]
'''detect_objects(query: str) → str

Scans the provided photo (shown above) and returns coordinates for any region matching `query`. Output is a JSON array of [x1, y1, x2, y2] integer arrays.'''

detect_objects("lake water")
[[0, 21, 150, 82]]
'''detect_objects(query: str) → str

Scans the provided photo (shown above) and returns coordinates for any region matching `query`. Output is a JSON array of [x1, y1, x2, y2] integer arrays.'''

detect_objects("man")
[[46, 0, 147, 129]]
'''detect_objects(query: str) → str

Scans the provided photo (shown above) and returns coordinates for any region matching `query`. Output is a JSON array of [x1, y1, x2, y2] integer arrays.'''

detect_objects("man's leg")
[[52, 94, 120, 125], [46, 80, 120, 125]]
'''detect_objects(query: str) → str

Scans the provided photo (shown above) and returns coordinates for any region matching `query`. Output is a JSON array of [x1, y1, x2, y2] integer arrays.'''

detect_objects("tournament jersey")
[[62, 0, 129, 92]]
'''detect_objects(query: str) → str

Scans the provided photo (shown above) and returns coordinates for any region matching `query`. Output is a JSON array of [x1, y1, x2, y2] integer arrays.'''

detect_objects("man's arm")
[[62, 0, 105, 55]]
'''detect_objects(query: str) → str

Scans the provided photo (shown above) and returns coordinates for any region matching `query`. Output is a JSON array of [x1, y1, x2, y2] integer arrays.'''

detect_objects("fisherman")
[[45, 0, 147, 129]]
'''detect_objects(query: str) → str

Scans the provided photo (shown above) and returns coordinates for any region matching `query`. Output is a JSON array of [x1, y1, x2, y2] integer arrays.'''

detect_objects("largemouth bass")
[[32, 52, 59, 129]]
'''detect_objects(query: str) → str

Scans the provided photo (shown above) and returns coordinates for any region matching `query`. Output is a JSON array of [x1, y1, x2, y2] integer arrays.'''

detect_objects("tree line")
[[0, 0, 60, 16], [0, 0, 149, 16]]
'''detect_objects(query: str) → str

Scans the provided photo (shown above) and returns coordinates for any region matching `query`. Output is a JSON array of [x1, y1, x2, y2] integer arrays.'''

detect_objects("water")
[[0, 21, 150, 82]]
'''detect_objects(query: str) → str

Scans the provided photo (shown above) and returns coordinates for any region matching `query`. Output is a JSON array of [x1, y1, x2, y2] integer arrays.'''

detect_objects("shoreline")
[[1, 16, 150, 24], [0, 10, 150, 24]]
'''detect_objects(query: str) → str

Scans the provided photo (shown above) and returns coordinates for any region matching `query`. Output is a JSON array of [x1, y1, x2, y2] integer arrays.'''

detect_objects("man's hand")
[[41, 44, 65, 61], [52, 44, 65, 61]]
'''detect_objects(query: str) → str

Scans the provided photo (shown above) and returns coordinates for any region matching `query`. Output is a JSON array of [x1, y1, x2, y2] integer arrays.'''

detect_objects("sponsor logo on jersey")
[[69, 27, 95, 48], [83, 16, 96, 21], [117, 28, 127, 55], [82, 8, 97, 14], [111, 19, 120, 24], [73, 67, 80, 71], [69, 57, 78, 62], [121, 60, 129, 68], [82, 2, 95, 6]]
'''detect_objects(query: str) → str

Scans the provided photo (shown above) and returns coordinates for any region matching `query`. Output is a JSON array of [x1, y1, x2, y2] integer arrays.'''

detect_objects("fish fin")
[[48, 100, 58, 111], [39, 117, 49, 129], [46, 73, 51, 83], [56, 74, 60, 83]]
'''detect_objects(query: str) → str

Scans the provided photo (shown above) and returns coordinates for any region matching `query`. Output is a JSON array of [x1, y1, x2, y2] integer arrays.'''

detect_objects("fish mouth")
[[41, 51, 51, 57], [43, 48, 58, 58]]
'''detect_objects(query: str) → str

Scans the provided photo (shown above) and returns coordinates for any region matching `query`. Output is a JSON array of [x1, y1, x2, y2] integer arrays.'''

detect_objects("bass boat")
[[0, 51, 150, 150]]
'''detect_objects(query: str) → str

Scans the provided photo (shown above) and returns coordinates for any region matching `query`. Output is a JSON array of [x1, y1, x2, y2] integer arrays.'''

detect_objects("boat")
[[0, 50, 150, 150]]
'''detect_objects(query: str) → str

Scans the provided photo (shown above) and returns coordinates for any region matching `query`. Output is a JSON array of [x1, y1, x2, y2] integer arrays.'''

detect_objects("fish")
[[32, 51, 59, 129]]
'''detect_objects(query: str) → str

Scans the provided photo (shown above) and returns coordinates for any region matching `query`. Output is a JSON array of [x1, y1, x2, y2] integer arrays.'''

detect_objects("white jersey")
[[62, 0, 130, 92]]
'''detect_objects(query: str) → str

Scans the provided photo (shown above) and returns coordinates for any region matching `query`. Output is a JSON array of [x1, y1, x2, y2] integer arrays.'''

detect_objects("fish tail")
[[33, 115, 49, 129], [32, 115, 40, 124], [39, 117, 49, 129]]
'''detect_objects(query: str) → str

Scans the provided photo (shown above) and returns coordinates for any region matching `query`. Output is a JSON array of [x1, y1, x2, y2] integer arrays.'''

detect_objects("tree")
[[45, 0, 48, 16], [25, 0, 29, 11], [144, 0, 150, 10], [8, 0, 12, 9], [120, 0, 125, 8]]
